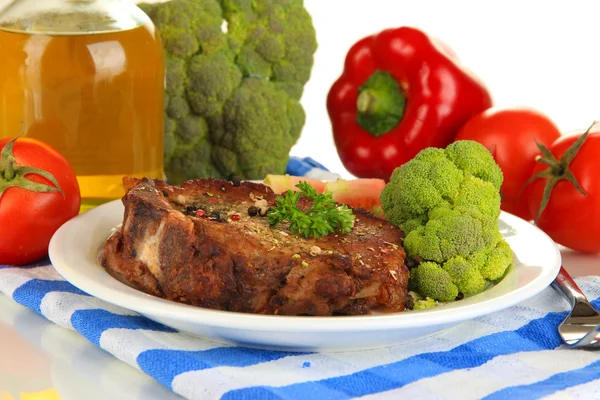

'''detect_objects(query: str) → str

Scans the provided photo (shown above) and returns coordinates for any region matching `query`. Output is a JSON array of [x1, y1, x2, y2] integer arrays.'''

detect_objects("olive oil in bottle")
[[0, 0, 165, 212]]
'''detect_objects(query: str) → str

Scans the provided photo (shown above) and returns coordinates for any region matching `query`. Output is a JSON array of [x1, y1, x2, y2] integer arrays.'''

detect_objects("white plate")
[[49, 200, 561, 352]]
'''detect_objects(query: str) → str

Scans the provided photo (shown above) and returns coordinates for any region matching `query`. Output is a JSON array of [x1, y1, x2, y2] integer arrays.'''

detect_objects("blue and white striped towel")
[[286, 156, 341, 181], [1, 159, 600, 400], [1, 262, 600, 399]]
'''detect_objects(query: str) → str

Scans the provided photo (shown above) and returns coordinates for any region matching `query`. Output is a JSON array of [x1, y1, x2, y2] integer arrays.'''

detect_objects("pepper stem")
[[356, 90, 376, 114], [356, 70, 406, 137]]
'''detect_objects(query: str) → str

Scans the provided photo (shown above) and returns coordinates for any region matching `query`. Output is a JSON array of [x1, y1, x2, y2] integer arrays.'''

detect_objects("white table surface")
[[0, 247, 598, 400]]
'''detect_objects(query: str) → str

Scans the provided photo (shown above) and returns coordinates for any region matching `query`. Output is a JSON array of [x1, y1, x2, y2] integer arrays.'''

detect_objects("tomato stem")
[[0, 135, 19, 181], [522, 121, 594, 223], [0, 134, 65, 199], [3, 158, 15, 181], [535, 156, 564, 175]]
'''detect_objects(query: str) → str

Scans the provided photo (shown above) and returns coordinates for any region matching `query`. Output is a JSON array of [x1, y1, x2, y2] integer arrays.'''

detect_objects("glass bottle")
[[0, 0, 165, 212]]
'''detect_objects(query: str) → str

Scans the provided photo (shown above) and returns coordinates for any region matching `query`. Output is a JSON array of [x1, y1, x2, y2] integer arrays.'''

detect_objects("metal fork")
[[552, 266, 600, 348]]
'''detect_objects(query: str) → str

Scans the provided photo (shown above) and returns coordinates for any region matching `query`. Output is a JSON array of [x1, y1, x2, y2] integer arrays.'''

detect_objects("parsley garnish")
[[268, 182, 355, 238]]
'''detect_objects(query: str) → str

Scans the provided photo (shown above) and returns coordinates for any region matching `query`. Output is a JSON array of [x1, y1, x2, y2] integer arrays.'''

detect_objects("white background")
[[296, 0, 600, 178], [1, 0, 599, 178]]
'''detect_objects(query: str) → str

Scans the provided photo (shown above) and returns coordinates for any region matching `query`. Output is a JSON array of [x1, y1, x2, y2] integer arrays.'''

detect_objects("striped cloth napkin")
[[285, 156, 342, 181], [1, 157, 600, 400]]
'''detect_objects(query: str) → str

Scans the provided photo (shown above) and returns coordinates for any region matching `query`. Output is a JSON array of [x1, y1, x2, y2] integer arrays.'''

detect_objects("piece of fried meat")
[[101, 177, 408, 316]]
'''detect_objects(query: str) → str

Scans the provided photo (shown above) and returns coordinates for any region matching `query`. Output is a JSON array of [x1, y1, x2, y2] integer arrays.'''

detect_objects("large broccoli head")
[[381, 140, 513, 303], [140, 0, 317, 183]]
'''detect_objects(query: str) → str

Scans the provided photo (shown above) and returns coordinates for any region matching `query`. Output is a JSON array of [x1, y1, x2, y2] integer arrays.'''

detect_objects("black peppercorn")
[[247, 206, 258, 216], [184, 205, 197, 216]]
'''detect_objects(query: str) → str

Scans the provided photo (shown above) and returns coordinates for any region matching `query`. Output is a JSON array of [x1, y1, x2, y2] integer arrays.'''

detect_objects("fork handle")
[[551, 266, 589, 307]]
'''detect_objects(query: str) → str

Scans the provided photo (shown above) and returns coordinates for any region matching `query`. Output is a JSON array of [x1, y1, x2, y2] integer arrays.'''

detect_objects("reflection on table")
[[0, 294, 181, 400]]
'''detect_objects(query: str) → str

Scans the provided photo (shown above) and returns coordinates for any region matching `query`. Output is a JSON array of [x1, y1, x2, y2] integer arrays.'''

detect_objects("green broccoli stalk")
[[139, 0, 317, 183], [381, 140, 513, 304]]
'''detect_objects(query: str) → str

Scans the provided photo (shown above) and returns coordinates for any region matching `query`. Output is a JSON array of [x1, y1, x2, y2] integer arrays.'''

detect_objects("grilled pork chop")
[[101, 177, 409, 316]]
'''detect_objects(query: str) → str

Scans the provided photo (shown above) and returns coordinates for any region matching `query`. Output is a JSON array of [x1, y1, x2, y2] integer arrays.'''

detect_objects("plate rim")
[[48, 199, 562, 333]]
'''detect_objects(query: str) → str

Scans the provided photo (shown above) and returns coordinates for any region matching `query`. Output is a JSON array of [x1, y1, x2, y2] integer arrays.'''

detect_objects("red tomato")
[[0, 137, 80, 265], [455, 106, 561, 221], [526, 127, 600, 253]]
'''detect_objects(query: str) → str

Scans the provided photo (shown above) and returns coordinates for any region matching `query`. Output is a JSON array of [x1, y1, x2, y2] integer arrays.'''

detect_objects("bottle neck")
[[0, 0, 149, 34]]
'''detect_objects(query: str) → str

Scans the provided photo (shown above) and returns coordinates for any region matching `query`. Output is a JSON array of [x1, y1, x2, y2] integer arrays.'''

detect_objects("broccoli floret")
[[407, 291, 437, 310], [380, 148, 463, 228], [381, 140, 511, 303], [140, 0, 317, 183], [186, 52, 242, 118], [479, 239, 513, 281], [403, 207, 494, 263], [443, 256, 486, 295], [445, 140, 503, 191], [402, 217, 426, 235], [410, 262, 458, 302], [164, 116, 177, 162], [409, 249, 511, 304], [210, 78, 305, 177], [457, 206, 503, 249], [414, 297, 438, 310], [454, 176, 501, 219]]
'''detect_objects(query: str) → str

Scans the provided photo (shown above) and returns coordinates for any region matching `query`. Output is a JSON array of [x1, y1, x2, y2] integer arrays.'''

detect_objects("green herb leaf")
[[267, 181, 356, 239]]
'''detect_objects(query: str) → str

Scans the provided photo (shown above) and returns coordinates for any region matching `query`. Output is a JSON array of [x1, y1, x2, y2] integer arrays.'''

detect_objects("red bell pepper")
[[327, 27, 493, 181]]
